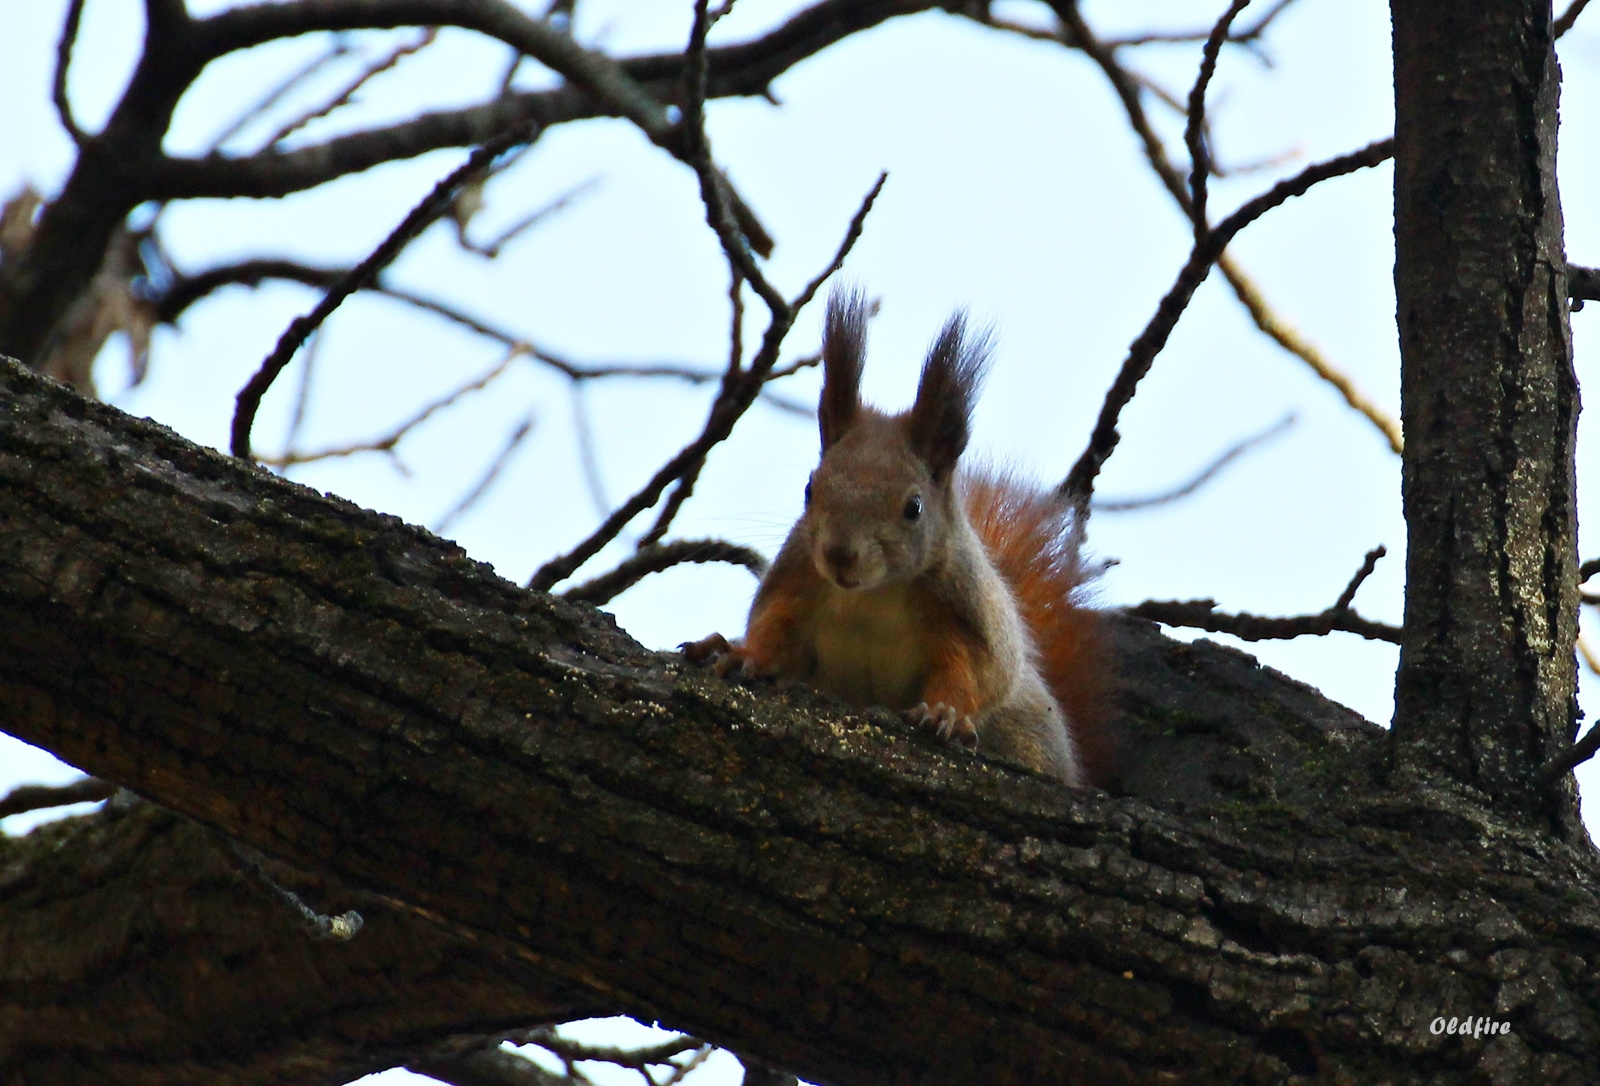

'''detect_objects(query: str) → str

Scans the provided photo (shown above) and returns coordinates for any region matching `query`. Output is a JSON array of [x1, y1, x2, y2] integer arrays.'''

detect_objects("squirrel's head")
[[802, 286, 991, 591]]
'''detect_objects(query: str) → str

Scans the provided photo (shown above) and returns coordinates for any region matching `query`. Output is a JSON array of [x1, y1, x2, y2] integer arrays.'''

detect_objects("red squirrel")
[[685, 287, 1106, 787]]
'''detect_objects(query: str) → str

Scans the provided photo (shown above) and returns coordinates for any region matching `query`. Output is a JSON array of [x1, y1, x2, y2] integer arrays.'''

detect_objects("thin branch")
[[231, 121, 536, 459], [262, 29, 439, 149], [465, 176, 602, 258], [1219, 254, 1403, 452], [261, 346, 525, 467], [284, 328, 322, 455], [226, 841, 365, 941], [1185, 0, 1251, 241], [521, 1028, 705, 1072], [1059, 139, 1392, 509], [159, 259, 807, 426], [1046, 2, 1401, 453], [205, 38, 355, 152], [1580, 557, 1600, 581], [562, 539, 769, 606], [525, 154, 882, 592], [1537, 718, 1600, 786], [410, 1043, 572, 1086], [1095, 412, 1294, 512], [1126, 546, 1397, 644], [53, 0, 90, 144], [1557, 0, 1592, 37], [142, 1, 942, 202], [0, 776, 116, 820], [199, 0, 677, 146], [570, 383, 610, 519], [1569, 264, 1600, 308], [434, 413, 537, 535]]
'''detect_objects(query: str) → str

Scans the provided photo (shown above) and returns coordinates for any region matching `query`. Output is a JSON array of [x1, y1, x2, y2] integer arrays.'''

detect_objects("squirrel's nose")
[[823, 542, 859, 573]]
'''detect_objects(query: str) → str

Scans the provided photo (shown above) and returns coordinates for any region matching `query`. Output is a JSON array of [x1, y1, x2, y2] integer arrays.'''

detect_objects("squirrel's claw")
[[906, 702, 979, 751], [681, 633, 761, 680], [681, 632, 731, 663]]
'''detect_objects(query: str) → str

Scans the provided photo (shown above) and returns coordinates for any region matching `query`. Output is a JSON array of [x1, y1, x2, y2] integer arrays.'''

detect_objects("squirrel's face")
[[803, 416, 952, 591]]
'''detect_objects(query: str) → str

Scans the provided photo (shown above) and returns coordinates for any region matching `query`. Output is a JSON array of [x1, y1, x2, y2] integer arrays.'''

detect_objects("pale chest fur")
[[806, 582, 930, 710]]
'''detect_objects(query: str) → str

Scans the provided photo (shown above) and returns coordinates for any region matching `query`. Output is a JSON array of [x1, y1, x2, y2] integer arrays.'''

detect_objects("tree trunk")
[[2, 356, 1599, 1085], [1390, 0, 1582, 837]]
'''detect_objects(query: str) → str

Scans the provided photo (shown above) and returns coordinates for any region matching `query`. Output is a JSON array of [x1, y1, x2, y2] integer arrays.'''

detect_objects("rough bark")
[[3, 356, 1600, 1085], [1390, 1, 1582, 835], [0, 799, 600, 1086]]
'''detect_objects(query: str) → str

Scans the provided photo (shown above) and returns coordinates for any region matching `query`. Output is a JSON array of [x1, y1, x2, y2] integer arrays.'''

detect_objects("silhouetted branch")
[[1044, 3, 1402, 453], [434, 413, 537, 536], [562, 539, 769, 607], [231, 122, 536, 459], [1126, 545, 1398, 643], [1095, 412, 1295, 512], [0, 776, 115, 819], [1060, 139, 1392, 509], [1184, 0, 1250, 240], [265, 346, 525, 468], [1557, 0, 1592, 37], [1569, 264, 1600, 307], [52, 0, 89, 145], [262, 29, 438, 149]]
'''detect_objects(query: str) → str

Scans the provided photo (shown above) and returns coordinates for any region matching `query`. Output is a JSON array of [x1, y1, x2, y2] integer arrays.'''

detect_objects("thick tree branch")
[[4, 357, 1600, 1083], [0, 800, 602, 1085]]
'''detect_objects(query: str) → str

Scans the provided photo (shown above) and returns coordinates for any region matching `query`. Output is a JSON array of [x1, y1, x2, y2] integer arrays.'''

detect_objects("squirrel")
[[684, 287, 1107, 788]]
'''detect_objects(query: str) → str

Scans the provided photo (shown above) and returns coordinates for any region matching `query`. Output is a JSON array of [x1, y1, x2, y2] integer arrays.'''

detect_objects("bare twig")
[[227, 841, 364, 941], [0, 776, 116, 820], [1557, 0, 1592, 37], [206, 38, 355, 152], [1127, 546, 1397, 644], [1185, 0, 1251, 240], [434, 413, 537, 535], [1219, 254, 1403, 451], [284, 328, 322, 456], [466, 176, 601, 258], [570, 383, 610, 518], [1046, 3, 1401, 453], [1569, 264, 1600, 309], [231, 121, 537, 459], [563, 538, 769, 607], [261, 346, 525, 468], [1059, 139, 1392, 510], [1537, 717, 1600, 786], [262, 30, 438, 149], [525, 149, 882, 592], [53, 0, 90, 144], [1095, 412, 1295, 512], [410, 1043, 570, 1086], [521, 1027, 707, 1075], [983, 0, 1297, 49]]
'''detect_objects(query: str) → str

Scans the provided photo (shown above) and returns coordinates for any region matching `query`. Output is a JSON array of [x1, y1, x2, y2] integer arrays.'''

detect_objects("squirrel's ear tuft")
[[820, 286, 867, 451], [909, 309, 991, 480]]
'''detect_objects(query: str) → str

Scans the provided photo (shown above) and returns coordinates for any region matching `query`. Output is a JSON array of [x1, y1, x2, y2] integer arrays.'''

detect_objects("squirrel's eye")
[[903, 495, 923, 521], [804, 479, 814, 506]]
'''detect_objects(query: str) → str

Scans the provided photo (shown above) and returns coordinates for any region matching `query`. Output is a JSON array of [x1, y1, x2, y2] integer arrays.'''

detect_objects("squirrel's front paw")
[[680, 633, 760, 680], [905, 702, 979, 751]]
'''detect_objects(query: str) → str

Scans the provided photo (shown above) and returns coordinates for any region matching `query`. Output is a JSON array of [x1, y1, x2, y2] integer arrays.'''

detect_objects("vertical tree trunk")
[[1390, 0, 1582, 836]]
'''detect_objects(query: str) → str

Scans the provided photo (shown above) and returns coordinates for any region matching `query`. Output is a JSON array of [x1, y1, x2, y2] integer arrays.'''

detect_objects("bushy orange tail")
[[962, 469, 1113, 787]]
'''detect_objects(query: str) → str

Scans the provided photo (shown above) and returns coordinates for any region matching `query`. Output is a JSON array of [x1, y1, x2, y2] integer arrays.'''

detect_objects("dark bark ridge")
[[1391, 1, 1582, 835], [2, 355, 1600, 1084]]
